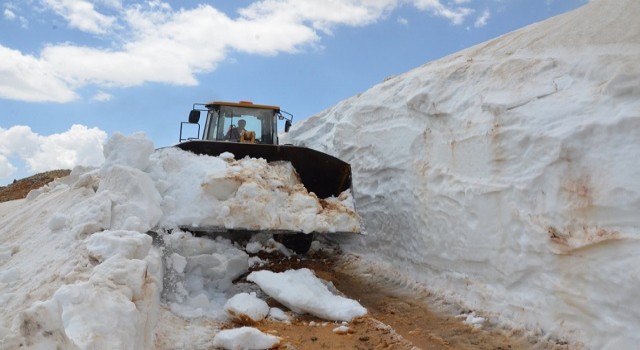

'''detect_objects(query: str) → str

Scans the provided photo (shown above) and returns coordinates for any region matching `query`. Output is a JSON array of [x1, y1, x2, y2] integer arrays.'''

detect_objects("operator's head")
[[238, 119, 246, 127]]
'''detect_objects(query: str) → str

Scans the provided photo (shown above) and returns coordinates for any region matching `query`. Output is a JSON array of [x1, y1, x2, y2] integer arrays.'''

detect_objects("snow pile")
[[148, 147, 360, 233], [285, 0, 640, 348], [0, 227, 162, 349], [160, 229, 367, 323], [0, 132, 366, 349], [0, 162, 163, 350]]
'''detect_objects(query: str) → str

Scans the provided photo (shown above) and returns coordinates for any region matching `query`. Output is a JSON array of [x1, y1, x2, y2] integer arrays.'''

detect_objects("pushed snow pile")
[[149, 147, 360, 234], [247, 268, 367, 321], [285, 0, 640, 348], [32, 133, 360, 236], [0, 132, 362, 349]]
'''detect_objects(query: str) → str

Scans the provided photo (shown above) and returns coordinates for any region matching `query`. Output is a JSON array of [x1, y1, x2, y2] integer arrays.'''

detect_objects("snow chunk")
[[247, 268, 367, 321], [50, 246, 161, 349], [332, 325, 350, 334], [268, 307, 290, 322], [212, 327, 279, 350], [67, 191, 112, 236], [54, 283, 141, 349], [85, 230, 152, 262], [11, 300, 79, 350], [224, 292, 270, 323], [97, 165, 162, 232], [462, 312, 486, 328], [168, 252, 187, 273], [89, 255, 149, 300], [248, 256, 265, 268], [245, 241, 263, 254], [102, 132, 154, 171]]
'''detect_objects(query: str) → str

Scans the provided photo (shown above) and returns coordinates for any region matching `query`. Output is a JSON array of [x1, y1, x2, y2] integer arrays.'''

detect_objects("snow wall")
[[285, 0, 640, 348]]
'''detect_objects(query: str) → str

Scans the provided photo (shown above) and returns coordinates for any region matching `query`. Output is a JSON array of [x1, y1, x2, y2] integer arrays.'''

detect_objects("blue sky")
[[0, 0, 587, 184]]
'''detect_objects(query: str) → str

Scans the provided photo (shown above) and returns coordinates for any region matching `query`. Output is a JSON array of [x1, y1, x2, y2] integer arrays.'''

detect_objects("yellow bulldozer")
[[176, 100, 359, 253]]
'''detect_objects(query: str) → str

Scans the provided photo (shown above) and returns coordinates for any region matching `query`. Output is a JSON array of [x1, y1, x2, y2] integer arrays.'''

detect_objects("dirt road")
[[230, 250, 571, 350]]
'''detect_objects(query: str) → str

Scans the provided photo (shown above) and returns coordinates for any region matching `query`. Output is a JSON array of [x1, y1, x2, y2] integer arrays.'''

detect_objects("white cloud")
[[3, 8, 16, 20], [0, 0, 474, 103], [4, 3, 28, 28], [0, 154, 17, 179], [91, 91, 113, 102], [95, 0, 123, 10], [474, 9, 490, 28], [238, 0, 396, 34], [397, 16, 408, 25], [411, 0, 472, 25], [0, 45, 78, 102], [42, 0, 117, 34], [0, 125, 107, 180]]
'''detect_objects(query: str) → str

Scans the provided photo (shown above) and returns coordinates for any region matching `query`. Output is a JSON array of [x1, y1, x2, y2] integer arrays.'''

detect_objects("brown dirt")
[[0, 170, 70, 203]]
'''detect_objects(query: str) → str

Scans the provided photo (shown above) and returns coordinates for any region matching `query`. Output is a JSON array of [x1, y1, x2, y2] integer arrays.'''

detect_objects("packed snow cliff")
[[0, 133, 364, 349], [285, 0, 640, 348]]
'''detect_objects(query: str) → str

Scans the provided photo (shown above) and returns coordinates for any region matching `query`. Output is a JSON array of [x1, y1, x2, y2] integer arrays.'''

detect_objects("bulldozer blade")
[[176, 140, 353, 199]]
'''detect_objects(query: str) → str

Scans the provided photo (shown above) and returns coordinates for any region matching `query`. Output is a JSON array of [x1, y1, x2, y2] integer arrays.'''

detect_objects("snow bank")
[[285, 0, 640, 348]]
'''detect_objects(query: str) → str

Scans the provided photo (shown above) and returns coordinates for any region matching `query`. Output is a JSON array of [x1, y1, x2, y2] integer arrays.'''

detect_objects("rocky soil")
[[0, 170, 70, 203]]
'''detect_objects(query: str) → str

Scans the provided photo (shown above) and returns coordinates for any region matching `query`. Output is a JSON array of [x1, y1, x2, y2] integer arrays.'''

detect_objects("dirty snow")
[[284, 0, 640, 348]]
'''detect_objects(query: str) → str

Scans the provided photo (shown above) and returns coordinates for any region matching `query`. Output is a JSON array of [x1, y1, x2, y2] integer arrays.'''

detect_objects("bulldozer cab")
[[181, 101, 292, 144]]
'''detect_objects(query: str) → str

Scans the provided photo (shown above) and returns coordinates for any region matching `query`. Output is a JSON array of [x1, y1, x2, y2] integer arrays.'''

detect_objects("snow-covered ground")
[[285, 0, 640, 348], [0, 134, 364, 349]]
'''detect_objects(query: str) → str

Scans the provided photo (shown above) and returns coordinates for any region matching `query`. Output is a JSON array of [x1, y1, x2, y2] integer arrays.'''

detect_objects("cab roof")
[[205, 101, 280, 111]]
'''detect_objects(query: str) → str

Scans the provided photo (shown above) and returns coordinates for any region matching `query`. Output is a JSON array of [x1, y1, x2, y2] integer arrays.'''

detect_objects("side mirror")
[[284, 120, 292, 133], [188, 110, 200, 124]]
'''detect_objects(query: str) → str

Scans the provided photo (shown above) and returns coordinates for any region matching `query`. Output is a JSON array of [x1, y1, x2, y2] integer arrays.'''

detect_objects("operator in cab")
[[225, 119, 246, 141]]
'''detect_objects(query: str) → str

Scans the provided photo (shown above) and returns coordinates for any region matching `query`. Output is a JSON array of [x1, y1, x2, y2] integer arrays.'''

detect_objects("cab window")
[[206, 105, 275, 143]]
